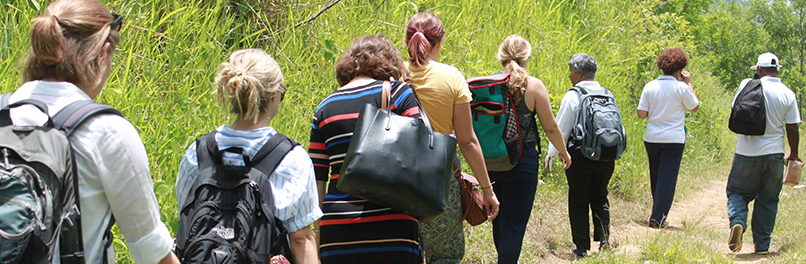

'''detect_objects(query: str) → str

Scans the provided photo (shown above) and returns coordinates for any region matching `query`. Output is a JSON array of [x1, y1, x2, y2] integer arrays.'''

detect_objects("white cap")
[[750, 52, 782, 70]]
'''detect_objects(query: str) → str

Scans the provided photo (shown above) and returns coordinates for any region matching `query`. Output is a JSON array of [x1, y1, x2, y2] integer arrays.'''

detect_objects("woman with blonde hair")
[[7, 0, 179, 263], [404, 11, 501, 263], [308, 35, 424, 263], [175, 49, 321, 263], [494, 34, 571, 263]]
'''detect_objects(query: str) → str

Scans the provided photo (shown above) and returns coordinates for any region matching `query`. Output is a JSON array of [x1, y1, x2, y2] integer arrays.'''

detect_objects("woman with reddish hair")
[[309, 35, 423, 263], [404, 12, 500, 263], [637, 47, 700, 228]]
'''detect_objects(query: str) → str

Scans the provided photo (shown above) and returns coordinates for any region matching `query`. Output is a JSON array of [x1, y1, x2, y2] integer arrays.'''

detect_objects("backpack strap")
[[52, 100, 123, 137], [251, 133, 298, 178], [0, 93, 11, 109], [51, 100, 121, 264], [196, 131, 218, 172]]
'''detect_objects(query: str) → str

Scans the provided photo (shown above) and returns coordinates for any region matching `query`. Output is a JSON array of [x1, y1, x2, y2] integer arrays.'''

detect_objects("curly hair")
[[656, 48, 688, 75], [335, 34, 406, 86]]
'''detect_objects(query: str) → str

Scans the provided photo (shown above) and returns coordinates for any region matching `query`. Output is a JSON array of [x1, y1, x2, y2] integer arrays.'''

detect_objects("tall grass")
[[0, 0, 776, 263]]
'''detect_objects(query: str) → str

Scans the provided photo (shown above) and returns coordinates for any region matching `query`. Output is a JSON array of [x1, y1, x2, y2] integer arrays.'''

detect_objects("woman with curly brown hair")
[[637, 47, 700, 228], [308, 34, 423, 263]]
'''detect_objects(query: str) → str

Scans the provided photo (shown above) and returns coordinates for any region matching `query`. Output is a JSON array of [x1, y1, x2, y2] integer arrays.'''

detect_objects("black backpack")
[[0, 97, 121, 264], [729, 79, 766, 135], [569, 86, 627, 161], [176, 131, 297, 264]]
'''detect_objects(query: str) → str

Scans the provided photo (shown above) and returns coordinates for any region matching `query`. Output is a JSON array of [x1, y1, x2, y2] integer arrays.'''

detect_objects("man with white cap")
[[726, 52, 801, 254]]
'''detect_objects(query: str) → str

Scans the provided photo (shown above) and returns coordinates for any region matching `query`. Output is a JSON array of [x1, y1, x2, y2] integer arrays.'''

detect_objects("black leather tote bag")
[[338, 81, 456, 223]]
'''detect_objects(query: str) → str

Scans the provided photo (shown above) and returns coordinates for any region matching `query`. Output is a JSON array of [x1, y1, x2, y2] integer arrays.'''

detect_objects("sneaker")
[[599, 240, 611, 251], [572, 248, 587, 257], [755, 250, 769, 255], [648, 219, 668, 229], [728, 224, 743, 252]]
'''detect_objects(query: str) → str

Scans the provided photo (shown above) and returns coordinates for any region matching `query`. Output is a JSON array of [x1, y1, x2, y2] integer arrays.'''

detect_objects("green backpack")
[[467, 73, 522, 171]]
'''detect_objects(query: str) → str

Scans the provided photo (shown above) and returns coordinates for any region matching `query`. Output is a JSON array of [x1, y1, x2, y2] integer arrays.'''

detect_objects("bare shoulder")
[[527, 76, 547, 94]]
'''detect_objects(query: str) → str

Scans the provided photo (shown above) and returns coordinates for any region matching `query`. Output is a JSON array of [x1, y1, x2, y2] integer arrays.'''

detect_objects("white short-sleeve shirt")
[[734, 77, 801, 156], [637, 75, 700, 143]]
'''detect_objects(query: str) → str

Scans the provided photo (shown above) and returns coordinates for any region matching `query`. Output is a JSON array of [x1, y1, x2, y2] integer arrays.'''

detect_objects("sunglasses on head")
[[110, 13, 123, 31]]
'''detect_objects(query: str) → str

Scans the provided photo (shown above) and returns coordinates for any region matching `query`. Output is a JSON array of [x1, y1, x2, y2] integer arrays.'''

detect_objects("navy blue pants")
[[489, 142, 539, 264], [565, 147, 615, 251], [644, 142, 685, 226]]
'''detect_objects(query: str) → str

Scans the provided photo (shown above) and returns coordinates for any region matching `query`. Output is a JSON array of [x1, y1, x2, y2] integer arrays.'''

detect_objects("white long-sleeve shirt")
[[9, 81, 173, 264], [546, 81, 606, 159]]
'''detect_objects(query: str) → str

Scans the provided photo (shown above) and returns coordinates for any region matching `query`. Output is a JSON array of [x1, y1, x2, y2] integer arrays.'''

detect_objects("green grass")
[[2, 0, 804, 263]]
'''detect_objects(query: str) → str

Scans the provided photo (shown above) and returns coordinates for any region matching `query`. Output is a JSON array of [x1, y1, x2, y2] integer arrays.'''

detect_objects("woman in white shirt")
[[9, 0, 179, 263], [636, 48, 700, 228]]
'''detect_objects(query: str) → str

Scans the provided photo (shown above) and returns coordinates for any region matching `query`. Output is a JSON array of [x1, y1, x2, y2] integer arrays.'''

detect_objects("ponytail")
[[406, 31, 432, 67], [29, 15, 64, 66], [497, 34, 532, 103], [504, 60, 528, 103], [404, 12, 445, 67], [23, 0, 121, 89]]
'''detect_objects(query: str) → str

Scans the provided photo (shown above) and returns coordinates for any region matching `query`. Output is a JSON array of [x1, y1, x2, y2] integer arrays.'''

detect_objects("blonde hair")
[[497, 34, 531, 103], [23, 0, 121, 87], [215, 49, 285, 123]]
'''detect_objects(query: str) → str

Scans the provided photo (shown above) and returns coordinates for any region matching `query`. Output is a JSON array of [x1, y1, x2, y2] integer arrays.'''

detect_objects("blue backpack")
[[467, 73, 522, 171]]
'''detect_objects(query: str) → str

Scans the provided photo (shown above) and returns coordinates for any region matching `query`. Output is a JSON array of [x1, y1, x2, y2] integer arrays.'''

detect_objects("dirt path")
[[575, 179, 776, 263]]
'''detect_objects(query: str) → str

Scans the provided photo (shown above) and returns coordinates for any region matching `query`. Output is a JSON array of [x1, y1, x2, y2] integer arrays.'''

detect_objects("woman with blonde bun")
[[7, 0, 179, 263], [176, 49, 321, 263]]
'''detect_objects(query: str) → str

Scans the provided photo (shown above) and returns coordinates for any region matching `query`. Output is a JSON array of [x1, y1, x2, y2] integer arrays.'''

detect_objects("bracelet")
[[480, 182, 494, 190]]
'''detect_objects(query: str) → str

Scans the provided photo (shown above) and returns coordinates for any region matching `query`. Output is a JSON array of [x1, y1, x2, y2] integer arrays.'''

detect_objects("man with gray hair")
[[727, 52, 800, 254], [545, 53, 620, 257]]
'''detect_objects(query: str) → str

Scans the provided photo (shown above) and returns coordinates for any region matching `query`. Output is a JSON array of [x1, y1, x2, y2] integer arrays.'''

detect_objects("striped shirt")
[[175, 125, 323, 233], [309, 80, 423, 263]]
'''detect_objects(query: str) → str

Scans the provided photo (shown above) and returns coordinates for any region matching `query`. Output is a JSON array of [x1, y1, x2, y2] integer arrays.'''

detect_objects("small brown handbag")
[[453, 165, 489, 226]]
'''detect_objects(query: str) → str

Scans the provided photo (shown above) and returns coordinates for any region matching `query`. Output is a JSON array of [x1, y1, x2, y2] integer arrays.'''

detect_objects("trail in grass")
[[584, 179, 775, 263]]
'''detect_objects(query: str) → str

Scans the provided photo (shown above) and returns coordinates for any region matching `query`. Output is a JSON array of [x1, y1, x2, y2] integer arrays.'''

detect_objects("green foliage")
[[692, 1, 770, 90], [0, 0, 744, 262]]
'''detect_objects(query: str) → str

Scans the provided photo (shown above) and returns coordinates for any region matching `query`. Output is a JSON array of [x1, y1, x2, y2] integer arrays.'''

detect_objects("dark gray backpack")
[[569, 86, 626, 161], [176, 131, 296, 264], [0, 97, 121, 264]]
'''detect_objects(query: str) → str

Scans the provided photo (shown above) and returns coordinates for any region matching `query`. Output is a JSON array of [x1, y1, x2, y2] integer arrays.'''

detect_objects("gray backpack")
[[569, 86, 626, 161], [0, 96, 121, 264]]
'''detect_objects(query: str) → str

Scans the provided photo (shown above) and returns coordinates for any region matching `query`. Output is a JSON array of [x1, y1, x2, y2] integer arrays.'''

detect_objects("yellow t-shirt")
[[405, 61, 472, 135]]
